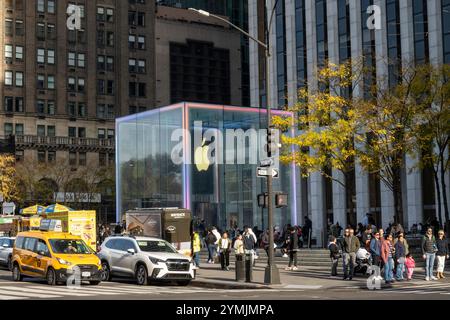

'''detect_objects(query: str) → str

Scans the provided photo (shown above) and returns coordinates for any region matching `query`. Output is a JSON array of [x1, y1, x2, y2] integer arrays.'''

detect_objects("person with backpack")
[[422, 227, 438, 281], [328, 236, 341, 277], [205, 229, 217, 264]]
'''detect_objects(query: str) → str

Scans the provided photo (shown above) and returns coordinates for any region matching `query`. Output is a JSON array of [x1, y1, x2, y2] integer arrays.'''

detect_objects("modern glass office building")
[[116, 102, 298, 231]]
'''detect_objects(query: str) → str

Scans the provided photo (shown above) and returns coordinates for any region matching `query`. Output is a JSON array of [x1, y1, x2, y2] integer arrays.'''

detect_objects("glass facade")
[[361, 0, 376, 97], [412, 0, 429, 64], [386, 0, 402, 87], [295, 0, 307, 88], [116, 102, 298, 230], [316, 0, 328, 67], [276, 0, 287, 108], [443, 0, 450, 64], [338, 0, 351, 64]]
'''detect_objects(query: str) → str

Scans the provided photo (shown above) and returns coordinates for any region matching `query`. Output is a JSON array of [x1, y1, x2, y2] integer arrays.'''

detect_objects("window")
[[5, 44, 13, 59], [97, 55, 105, 70], [128, 11, 137, 25], [47, 49, 55, 64], [106, 57, 114, 71], [106, 8, 114, 22], [38, 151, 46, 163], [4, 97, 13, 112], [138, 60, 146, 73], [68, 52, 76, 66], [37, 0, 45, 12], [107, 105, 115, 119], [107, 129, 115, 139], [47, 23, 56, 40], [37, 74, 45, 89], [107, 32, 114, 46], [68, 77, 76, 91], [37, 23, 45, 40], [78, 78, 85, 92], [16, 45, 23, 60], [47, 101, 55, 115], [15, 124, 24, 136], [128, 34, 136, 49], [97, 104, 106, 118], [78, 53, 85, 68], [138, 36, 145, 49], [36, 240, 51, 257], [5, 71, 13, 86], [15, 20, 24, 36], [138, 83, 146, 97], [5, 19, 13, 36], [36, 100, 45, 114], [78, 127, 86, 138], [47, 75, 55, 89], [69, 152, 77, 166], [37, 125, 45, 136], [15, 97, 24, 112], [129, 82, 136, 97], [129, 59, 136, 72], [97, 79, 105, 94], [98, 129, 106, 139], [37, 48, 45, 63], [97, 7, 105, 21], [107, 80, 114, 95], [99, 153, 106, 166], [78, 103, 86, 117], [68, 127, 76, 137], [24, 237, 38, 252], [79, 152, 86, 166], [138, 12, 145, 26], [47, 125, 55, 137], [4, 123, 13, 136], [97, 30, 105, 46], [15, 71, 23, 87], [48, 0, 55, 13]]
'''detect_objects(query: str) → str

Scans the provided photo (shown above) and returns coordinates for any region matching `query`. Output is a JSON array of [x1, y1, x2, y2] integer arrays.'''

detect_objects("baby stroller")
[[354, 248, 372, 275]]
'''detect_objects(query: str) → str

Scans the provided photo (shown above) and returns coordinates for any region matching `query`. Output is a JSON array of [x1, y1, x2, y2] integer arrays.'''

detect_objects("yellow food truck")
[[45, 211, 97, 251]]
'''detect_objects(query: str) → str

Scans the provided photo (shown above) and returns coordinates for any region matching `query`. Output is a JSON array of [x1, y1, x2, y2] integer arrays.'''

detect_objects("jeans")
[[425, 253, 436, 278], [396, 262, 405, 280], [288, 251, 298, 267], [384, 257, 394, 281], [342, 252, 356, 278], [193, 252, 200, 267], [207, 244, 216, 262]]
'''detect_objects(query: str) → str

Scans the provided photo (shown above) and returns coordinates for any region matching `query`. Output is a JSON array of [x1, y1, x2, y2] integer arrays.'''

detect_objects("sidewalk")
[[191, 260, 439, 291]]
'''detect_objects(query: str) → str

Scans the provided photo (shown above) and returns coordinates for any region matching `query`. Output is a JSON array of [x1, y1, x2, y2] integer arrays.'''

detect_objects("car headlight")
[[56, 258, 72, 266], [149, 257, 165, 264]]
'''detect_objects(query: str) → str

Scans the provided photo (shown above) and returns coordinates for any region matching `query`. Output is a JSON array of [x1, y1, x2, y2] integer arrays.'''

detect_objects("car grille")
[[166, 259, 190, 271], [163, 274, 192, 279], [75, 264, 98, 272]]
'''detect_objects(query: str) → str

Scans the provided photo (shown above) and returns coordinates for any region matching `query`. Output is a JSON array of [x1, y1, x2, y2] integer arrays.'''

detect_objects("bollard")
[[245, 253, 253, 282], [235, 254, 245, 282]]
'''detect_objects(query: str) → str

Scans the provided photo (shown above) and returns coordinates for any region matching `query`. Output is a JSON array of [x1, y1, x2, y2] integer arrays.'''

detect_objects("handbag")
[[397, 257, 405, 264]]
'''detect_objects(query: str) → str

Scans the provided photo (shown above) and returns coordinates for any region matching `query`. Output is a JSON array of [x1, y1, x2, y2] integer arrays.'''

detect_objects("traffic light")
[[275, 193, 288, 208], [257, 193, 268, 208], [265, 128, 281, 158]]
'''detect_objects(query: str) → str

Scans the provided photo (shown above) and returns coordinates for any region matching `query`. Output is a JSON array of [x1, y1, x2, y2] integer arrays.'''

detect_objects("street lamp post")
[[189, 4, 281, 284]]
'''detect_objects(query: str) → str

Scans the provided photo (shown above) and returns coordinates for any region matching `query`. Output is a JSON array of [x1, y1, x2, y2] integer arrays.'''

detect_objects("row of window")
[[37, 48, 55, 64], [128, 11, 146, 27], [5, 123, 114, 140], [37, 22, 56, 41], [4, 96, 24, 113], [4, 44, 23, 61], [36, 0, 55, 14], [4, 18, 24, 37], [4, 71, 23, 87]]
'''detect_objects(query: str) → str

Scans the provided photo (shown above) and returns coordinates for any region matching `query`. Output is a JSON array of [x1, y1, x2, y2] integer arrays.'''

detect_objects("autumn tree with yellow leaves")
[[0, 154, 21, 204]]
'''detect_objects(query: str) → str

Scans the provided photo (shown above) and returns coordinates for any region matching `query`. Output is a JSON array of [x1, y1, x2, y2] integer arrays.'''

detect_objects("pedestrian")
[[328, 236, 341, 277], [381, 233, 395, 284], [361, 225, 372, 249], [243, 226, 257, 266], [234, 234, 244, 256], [405, 253, 415, 280], [394, 233, 407, 281], [370, 231, 382, 268], [422, 227, 438, 281], [191, 229, 202, 268], [211, 227, 221, 262], [436, 229, 449, 279], [285, 227, 299, 271], [261, 229, 270, 257], [205, 229, 217, 264], [218, 232, 231, 271], [342, 228, 360, 280]]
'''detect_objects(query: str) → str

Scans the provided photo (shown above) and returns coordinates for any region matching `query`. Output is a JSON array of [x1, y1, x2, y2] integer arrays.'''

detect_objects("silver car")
[[0, 237, 15, 270], [97, 236, 195, 286]]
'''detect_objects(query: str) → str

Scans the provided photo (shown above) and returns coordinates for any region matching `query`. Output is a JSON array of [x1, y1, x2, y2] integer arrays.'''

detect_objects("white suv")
[[98, 236, 195, 286], [0, 237, 14, 270]]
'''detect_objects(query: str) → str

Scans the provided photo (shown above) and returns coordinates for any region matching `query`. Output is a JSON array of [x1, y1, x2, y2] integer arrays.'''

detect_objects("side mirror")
[[37, 250, 45, 256], [127, 248, 135, 255]]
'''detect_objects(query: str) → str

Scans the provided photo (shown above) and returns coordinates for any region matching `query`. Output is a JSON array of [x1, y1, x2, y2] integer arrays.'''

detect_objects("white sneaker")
[[425, 277, 430, 281], [431, 276, 438, 280], [292, 266, 298, 271], [285, 267, 292, 271], [282, 254, 288, 258]]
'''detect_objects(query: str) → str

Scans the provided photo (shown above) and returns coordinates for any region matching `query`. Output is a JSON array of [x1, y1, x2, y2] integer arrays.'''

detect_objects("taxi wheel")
[[46, 268, 57, 286], [135, 264, 148, 286], [12, 263, 23, 281], [101, 261, 111, 281]]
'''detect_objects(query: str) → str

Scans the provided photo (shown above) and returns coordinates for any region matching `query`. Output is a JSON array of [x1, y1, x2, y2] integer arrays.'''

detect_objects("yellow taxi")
[[11, 231, 102, 285]]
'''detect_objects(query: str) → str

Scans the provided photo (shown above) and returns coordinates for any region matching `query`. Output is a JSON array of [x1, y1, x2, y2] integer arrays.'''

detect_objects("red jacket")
[[381, 240, 393, 263]]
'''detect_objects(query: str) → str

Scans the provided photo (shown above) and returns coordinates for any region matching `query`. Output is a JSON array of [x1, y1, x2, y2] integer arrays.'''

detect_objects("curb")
[[190, 279, 271, 290]]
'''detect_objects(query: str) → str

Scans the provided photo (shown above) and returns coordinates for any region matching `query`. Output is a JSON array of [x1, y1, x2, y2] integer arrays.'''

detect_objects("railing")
[[14, 135, 115, 151]]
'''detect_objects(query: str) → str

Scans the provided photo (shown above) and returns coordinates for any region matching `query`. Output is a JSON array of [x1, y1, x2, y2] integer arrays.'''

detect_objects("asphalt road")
[[0, 268, 449, 300]]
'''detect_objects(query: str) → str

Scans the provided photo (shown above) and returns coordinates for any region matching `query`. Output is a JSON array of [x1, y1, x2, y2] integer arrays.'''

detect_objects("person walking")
[[303, 216, 312, 248], [285, 227, 299, 271], [405, 253, 416, 281], [394, 233, 407, 281], [243, 226, 257, 267], [205, 229, 217, 264], [328, 236, 341, 277], [381, 233, 395, 284], [436, 229, 449, 279], [218, 232, 231, 271], [370, 231, 382, 268], [342, 228, 360, 280], [422, 227, 438, 281], [191, 230, 202, 268]]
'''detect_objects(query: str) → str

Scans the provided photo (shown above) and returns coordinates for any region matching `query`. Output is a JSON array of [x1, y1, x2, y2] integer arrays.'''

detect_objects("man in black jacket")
[[285, 227, 299, 271], [342, 228, 360, 280], [328, 236, 341, 276]]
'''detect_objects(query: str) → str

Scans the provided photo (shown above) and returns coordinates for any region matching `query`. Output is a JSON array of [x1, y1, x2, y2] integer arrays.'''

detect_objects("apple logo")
[[194, 138, 211, 172]]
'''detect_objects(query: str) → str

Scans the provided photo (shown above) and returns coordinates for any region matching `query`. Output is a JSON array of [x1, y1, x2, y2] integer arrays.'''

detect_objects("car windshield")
[[49, 239, 92, 254], [136, 240, 177, 253]]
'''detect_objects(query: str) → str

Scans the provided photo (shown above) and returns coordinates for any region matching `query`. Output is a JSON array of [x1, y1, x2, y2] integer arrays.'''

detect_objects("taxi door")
[[34, 239, 52, 276], [21, 237, 39, 276]]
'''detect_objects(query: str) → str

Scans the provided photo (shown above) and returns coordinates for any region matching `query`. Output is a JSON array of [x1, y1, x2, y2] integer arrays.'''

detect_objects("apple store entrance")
[[116, 102, 298, 233]]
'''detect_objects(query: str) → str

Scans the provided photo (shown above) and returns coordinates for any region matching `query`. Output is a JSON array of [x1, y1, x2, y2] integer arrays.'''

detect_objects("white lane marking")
[[21, 286, 94, 297], [0, 288, 60, 299], [0, 295, 29, 300], [283, 285, 322, 289]]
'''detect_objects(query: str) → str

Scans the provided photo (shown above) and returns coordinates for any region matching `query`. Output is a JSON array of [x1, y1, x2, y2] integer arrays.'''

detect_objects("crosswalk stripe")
[[0, 295, 28, 300], [1, 286, 92, 297], [0, 288, 60, 299]]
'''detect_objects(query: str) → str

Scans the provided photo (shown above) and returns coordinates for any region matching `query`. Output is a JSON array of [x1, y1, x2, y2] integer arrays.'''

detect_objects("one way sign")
[[257, 167, 279, 178]]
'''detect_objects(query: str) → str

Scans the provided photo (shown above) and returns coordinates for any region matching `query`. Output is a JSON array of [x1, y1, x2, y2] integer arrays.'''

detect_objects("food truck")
[[125, 208, 192, 256], [45, 210, 97, 251]]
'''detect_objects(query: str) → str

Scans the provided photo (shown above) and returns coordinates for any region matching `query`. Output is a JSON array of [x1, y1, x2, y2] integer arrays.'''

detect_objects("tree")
[[411, 64, 450, 225], [0, 154, 21, 203], [273, 61, 364, 226]]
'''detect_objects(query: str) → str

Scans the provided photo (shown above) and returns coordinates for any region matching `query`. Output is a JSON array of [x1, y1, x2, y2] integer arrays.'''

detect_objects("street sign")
[[257, 167, 279, 178]]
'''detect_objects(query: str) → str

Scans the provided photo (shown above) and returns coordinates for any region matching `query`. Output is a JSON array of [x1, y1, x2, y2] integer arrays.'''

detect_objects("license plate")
[[82, 272, 91, 277]]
